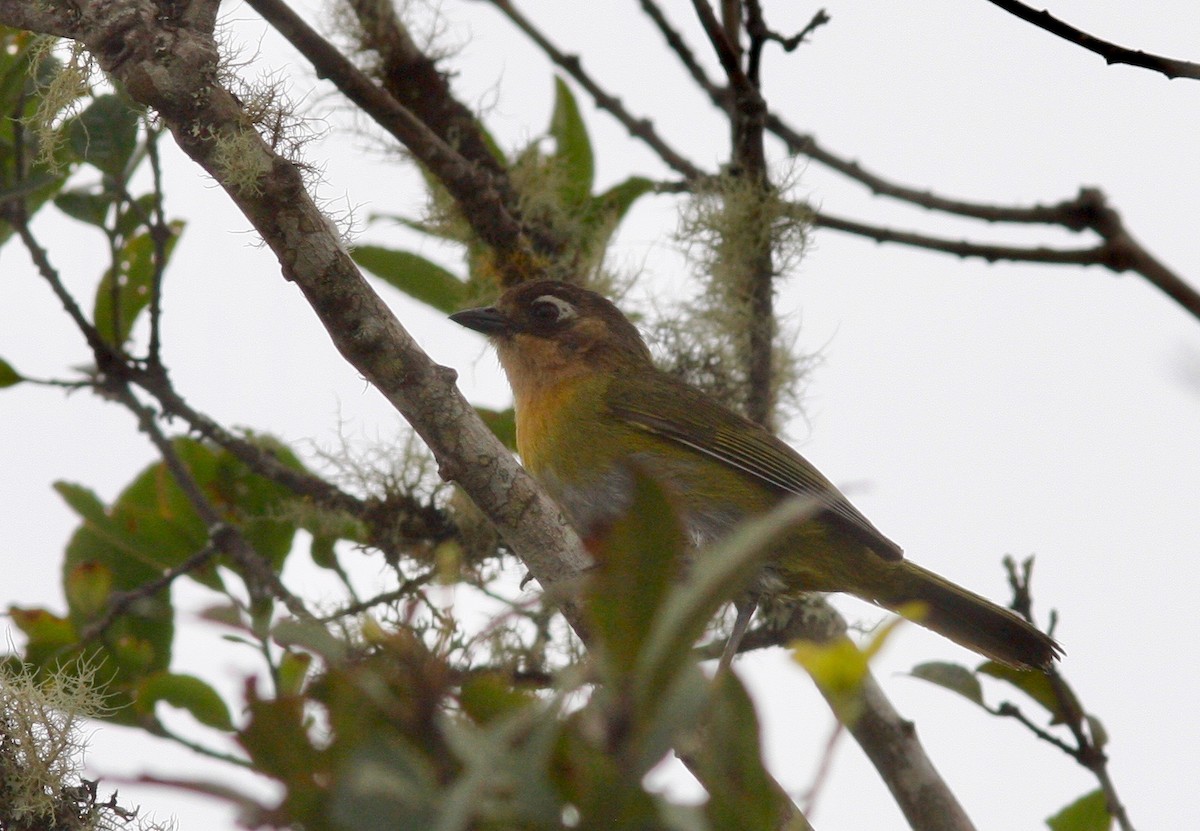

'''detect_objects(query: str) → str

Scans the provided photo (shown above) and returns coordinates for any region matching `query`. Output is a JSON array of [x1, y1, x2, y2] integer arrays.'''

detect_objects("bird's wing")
[[607, 372, 903, 560]]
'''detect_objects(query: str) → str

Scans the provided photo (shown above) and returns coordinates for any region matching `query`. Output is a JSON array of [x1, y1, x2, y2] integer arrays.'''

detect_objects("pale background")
[[3, 1, 1198, 829]]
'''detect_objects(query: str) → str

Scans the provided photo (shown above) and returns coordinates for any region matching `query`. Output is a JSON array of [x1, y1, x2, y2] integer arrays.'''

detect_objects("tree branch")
[[482, 0, 705, 180], [983, 0, 1200, 80], [243, 0, 544, 284], [772, 598, 978, 831], [0, 0, 592, 623], [812, 199, 1200, 324]]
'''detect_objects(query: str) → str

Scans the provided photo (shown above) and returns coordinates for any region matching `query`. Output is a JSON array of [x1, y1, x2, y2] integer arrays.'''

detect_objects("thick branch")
[[984, 0, 1200, 80], [335, 0, 566, 263], [0, 0, 591, 619]]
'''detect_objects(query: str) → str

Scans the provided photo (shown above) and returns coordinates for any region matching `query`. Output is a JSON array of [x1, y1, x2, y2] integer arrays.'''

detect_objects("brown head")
[[450, 281, 653, 401]]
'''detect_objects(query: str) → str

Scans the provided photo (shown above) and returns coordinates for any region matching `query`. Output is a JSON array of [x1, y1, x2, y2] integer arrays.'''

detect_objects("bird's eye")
[[529, 295, 576, 327]]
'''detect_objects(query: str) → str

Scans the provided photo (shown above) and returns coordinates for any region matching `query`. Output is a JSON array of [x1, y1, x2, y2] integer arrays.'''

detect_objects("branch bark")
[[0, 0, 591, 616]]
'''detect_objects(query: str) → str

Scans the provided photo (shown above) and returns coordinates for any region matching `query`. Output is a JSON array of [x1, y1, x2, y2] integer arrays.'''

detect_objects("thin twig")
[[78, 543, 220, 644], [811, 209, 1110, 266], [144, 125, 169, 368], [638, 0, 730, 107], [812, 202, 1200, 324], [113, 383, 314, 621], [483, 0, 705, 180]]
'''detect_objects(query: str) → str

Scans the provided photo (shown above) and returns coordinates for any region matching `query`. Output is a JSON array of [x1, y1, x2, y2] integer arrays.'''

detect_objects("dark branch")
[[984, 0, 1200, 80], [243, 0, 541, 282], [342, 0, 565, 261]]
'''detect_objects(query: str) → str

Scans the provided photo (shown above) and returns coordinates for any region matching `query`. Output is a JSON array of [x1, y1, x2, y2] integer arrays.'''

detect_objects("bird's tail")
[[872, 562, 1061, 670]]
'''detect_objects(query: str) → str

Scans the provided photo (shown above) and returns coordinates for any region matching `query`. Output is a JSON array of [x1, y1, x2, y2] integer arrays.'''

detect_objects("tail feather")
[[875, 562, 1061, 670]]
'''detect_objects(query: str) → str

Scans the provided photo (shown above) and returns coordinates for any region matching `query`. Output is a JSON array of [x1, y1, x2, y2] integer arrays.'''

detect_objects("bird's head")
[[451, 280, 653, 398]]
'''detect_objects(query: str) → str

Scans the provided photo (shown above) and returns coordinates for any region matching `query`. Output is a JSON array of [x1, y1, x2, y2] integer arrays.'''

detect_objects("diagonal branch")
[[482, 0, 705, 180], [338, 0, 566, 262], [983, 0, 1200, 80], [0, 0, 592, 618], [243, 0, 542, 284]]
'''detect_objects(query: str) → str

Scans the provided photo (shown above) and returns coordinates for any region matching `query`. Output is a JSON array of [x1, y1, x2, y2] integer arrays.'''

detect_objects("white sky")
[[3, 1, 1199, 829]]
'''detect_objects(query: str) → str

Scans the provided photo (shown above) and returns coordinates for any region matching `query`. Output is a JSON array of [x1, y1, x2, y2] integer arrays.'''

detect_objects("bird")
[[450, 279, 1061, 671]]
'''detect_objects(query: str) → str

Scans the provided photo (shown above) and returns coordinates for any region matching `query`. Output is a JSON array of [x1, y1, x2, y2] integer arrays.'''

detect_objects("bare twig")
[[811, 209, 1110, 266], [144, 126, 169, 367], [655, 27, 1200, 326], [751, 8, 830, 53], [811, 197, 1200, 324], [482, 0, 705, 180], [639, 0, 729, 106], [984, 0, 1200, 81], [78, 542, 220, 644], [113, 383, 314, 620]]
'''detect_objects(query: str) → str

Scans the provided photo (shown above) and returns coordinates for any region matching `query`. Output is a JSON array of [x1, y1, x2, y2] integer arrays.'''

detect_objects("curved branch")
[[983, 0, 1200, 80], [813, 201, 1200, 323], [812, 209, 1109, 266]]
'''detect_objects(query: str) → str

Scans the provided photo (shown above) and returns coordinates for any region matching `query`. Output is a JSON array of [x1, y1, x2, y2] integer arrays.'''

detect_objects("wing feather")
[[607, 373, 902, 560]]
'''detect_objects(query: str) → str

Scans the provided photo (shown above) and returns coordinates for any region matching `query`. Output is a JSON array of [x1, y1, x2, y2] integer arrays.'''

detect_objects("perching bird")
[[451, 280, 1061, 671]]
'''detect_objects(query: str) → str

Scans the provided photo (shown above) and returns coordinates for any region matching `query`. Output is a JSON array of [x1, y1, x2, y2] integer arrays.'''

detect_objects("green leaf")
[[329, 740, 441, 831], [1046, 789, 1111, 831], [239, 691, 324, 795], [135, 671, 235, 731], [586, 175, 654, 230], [115, 193, 161, 238], [68, 94, 140, 177], [65, 561, 114, 619], [585, 469, 685, 679], [1086, 714, 1108, 751], [352, 245, 467, 313], [636, 496, 820, 711], [978, 661, 1073, 722], [309, 533, 339, 570], [460, 672, 537, 725], [278, 650, 313, 696], [54, 189, 114, 227], [92, 220, 183, 346], [273, 618, 348, 663], [700, 673, 782, 831], [548, 77, 594, 206], [910, 661, 986, 708], [8, 606, 77, 665], [796, 624, 910, 765], [0, 357, 22, 387]]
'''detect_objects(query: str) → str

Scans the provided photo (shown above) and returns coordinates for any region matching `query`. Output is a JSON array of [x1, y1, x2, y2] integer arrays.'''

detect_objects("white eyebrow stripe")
[[534, 294, 579, 320]]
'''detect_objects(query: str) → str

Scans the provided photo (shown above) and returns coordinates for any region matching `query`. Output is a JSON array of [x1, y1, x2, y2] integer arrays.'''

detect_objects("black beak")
[[450, 306, 512, 336]]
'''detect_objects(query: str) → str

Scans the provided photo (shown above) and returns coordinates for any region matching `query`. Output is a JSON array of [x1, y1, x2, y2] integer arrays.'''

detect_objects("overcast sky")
[[3, 2, 1199, 829]]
